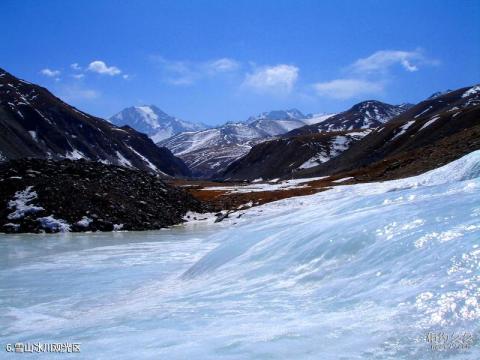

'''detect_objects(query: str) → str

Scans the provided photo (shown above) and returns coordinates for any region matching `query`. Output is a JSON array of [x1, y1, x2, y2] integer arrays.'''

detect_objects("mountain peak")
[[246, 109, 305, 123], [110, 105, 207, 142]]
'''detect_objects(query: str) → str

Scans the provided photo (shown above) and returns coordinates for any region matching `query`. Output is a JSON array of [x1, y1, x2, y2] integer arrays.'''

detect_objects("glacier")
[[1, 151, 480, 359]]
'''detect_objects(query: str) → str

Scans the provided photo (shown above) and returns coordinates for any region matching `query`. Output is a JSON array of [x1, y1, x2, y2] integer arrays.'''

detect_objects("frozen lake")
[[1, 152, 480, 359]]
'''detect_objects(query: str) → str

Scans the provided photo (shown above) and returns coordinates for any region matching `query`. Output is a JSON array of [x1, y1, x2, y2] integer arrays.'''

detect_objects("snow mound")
[[7, 186, 44, 220]]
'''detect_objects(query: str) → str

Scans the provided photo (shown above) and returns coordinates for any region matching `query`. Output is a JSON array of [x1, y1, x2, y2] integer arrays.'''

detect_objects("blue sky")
[[2, 0, 479, 125]]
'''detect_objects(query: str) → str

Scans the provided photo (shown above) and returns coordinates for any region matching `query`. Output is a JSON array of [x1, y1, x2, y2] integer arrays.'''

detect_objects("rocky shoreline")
[[0, 159, 206, 233]]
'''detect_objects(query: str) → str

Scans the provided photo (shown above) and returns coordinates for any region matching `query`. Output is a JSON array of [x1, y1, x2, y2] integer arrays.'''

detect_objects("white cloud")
[[243, 64, 299, 94], [87, 60, 121, 76], [312, 49, 438, 100], [206, 58, 240, 73], [70, 63, 82, 71], [40, 68, 61, 77], [152, 56, 240, 85], [313, 79, 384, 99], [72, 74, 84, 79], [349, 49, 429, 74]]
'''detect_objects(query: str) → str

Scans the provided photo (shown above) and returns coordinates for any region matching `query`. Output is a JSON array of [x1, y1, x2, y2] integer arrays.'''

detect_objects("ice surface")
[[1, 151, 480, 359]]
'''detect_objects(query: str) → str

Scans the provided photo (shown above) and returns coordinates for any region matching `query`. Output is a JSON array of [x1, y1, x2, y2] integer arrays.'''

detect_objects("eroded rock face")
[[0, 159, 205, 233]]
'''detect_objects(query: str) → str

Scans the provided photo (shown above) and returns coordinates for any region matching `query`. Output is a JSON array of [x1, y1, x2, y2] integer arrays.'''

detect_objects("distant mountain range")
[[221, 86, 480, 181], [110, 105, 208, 142], [1, 66, 478, 186], [158, 109, 336, 177], [0, 68, 190, 177]]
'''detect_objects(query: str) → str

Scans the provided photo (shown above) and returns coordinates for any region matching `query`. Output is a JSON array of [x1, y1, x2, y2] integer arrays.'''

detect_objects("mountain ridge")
[[0, 68, 190, 177]]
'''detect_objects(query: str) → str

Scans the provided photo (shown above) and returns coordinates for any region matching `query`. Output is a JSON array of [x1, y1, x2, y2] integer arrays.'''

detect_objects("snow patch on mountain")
[[110, 105, 208, 142]]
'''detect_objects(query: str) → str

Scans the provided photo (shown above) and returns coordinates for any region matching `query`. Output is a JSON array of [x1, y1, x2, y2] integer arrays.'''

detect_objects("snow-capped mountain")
[[159, 109, 334, 177], [222, 85, 480, 181], [159, 123, 267, 177], [110, 105, 208, 142], [246, 109, 305, 122], [287, 101, 407, 136], [0, 68, 190, 176]]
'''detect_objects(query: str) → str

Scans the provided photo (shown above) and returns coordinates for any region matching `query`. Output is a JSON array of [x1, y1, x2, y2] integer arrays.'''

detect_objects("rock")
[[0, 159, 206, 233]]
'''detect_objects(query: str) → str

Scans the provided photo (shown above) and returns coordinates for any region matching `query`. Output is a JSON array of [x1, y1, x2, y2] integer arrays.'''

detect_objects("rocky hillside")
[[294, 85, 480, 179], [287, 100, 408, 136], [221, 129, 371, 181], [221, 86, 480, 181], [0, 68, 190, 177], [110, 105, 208, 143], [0, 158, 205, 233]]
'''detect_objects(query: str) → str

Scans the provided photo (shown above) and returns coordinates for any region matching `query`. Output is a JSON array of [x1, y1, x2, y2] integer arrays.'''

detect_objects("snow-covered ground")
[[1, 151, 479, 359], [200, 176, 329, 193]]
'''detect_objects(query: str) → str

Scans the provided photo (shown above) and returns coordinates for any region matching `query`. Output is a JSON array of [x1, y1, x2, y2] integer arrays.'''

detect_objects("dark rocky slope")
[[220, 130, 371, 181], [0, 159, 205, 233], [0, 68, 190, 177], [286, 100, 407, 136], [294, 85, 480, 179], [221, 85, 480, 181]]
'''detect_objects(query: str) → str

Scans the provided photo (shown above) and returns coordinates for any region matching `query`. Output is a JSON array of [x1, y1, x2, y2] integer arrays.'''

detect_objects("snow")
[[462, 85, 480, 98], [28, 131, 38, 142], [75, 216, 93, 228], [37, 215, 71, 232], [135, 106, 160, 129], [116, 151, 133, 167], [332, 176, 354, 183], [150, 128, 174, 143], [418, 116, 440, 131], [298, 156, 328, 169], [298, 131, 370, 170], [7, 186, 44, 220], [414, 106, 433, 118], [126, 145, 158, 172], [113, 224, 124, 231], [202, 176, 329, 193], [302, 113, 336, 125], [391, 120, 415, 141], [65, 149, 87, 160]]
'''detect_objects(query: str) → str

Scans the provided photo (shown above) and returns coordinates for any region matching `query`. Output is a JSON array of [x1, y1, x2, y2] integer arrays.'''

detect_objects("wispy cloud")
[[207, 58, 240, 73], [87, 60, 122, 76], [70, 63, 82, 71], [40, 68, 61, 77], [71, 74, 85, 80], [243, 64, 299, 94], [349, 49, 433, 74], [151, 56, 240, 85], [313, 79, 384, 99], [312, 49, 437, 99], [60, 86, 100, 101]]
